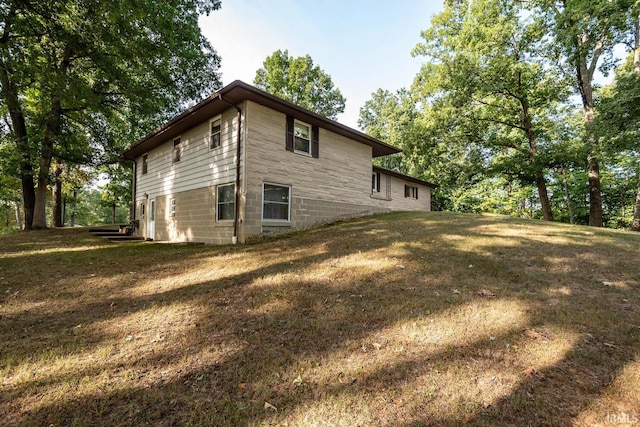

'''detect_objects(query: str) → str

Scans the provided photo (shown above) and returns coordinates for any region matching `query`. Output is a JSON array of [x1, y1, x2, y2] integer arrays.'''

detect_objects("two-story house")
[[120, 80, 437, 244]]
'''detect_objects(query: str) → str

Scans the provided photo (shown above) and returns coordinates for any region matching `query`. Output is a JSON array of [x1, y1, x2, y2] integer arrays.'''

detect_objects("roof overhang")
[[373, 165, 439, 188], [121, 80, 400, 160]]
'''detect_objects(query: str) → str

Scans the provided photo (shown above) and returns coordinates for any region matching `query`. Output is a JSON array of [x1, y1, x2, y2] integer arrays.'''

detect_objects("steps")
[[88, 226, 146, 243]]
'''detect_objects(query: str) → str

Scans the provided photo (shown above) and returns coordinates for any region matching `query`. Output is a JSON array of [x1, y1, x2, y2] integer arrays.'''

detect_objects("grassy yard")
[[1, 211, 639, 426]]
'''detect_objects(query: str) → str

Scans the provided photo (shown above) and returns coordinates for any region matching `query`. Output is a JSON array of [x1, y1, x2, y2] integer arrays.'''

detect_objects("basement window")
[[217, 184, 235, 221], [263, 183, 290, 221]]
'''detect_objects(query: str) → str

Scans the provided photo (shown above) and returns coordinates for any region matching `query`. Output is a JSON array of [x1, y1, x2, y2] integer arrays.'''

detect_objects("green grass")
[[1, 211, 639, 426]]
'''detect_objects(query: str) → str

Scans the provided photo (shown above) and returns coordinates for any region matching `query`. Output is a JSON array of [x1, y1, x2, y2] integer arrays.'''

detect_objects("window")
[[263, 183, 290, 221], [142, 154, 148, 175], [294, 121, 311, 155], [217, 184, 235, 221], [141, 202, 145, 218], [286, 115, 319, 158], [173, 138, 181, 163], [372, 172, 381, 193], [405, 185, 418, 199], [170, 198, 176, 216], [210, 117, 221, 149]]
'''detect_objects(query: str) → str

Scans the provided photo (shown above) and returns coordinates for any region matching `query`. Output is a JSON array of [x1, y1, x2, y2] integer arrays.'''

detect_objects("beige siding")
[[135, 107, 242, 203], [242, 102, 432, 238], [369, 173, 432, 212], [133, 106, 245, 242]]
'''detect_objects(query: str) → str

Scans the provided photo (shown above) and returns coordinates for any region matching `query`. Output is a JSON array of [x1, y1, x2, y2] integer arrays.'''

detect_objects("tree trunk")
[[535, 169, 554, 221], [32, 98, 62, 229], [581, 88, 603, 227], [14, 201, 22, 230], [70, 190, 77, 227], [0, 57, 35, 229], [631, 18, 640, 232], [112, 202, 116, 224], [51, 162, 63, 227], [561, 167, 575, 225]]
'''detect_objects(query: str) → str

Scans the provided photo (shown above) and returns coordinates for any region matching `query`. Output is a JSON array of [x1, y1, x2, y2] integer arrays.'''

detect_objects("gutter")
[[218, 95, 242, 245]]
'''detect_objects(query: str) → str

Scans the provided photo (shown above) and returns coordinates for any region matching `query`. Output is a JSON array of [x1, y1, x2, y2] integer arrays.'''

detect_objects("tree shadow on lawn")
[[3, 212, 640, 426]]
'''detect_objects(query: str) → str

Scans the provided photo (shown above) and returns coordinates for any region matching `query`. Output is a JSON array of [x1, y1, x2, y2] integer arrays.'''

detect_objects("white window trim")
[[209, 115, 222, 151], [172, 136, 182, 163], [141, 154, 148, 175], [262, 182, 291, 222], [293, 120, 312, 156], [216, 183, 235, 222], [372, 172, 380, 193]]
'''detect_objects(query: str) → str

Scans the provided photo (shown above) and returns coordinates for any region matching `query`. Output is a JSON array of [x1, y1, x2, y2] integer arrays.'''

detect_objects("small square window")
[[142, 154, 148, 175], [217, 184, 235, 221], [173, 138, 181, 163], [294, 122, 310, 155], [404, 185, 418, 199], [210, 117, 221, 149], [170, 198, 176, 216]]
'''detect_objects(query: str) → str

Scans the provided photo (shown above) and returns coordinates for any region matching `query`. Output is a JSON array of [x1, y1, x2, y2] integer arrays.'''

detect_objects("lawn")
[[1, 212, 639, 426]]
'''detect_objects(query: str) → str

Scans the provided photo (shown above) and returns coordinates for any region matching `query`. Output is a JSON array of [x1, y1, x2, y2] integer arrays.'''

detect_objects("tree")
[[535, 0, 635, 226], [595, 17, 640, 229], [0, 0, 222, 229], [254, 50, 346, 120], [411, 0, 570, 221]]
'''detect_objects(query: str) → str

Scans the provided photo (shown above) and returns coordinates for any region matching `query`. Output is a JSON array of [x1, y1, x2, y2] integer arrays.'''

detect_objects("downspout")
[[131, 160, 137, 223], [218, 95, 242, 244]]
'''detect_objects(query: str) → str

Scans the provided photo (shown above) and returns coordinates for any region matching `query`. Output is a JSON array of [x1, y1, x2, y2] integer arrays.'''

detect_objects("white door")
[[148, 198, 156, 240]]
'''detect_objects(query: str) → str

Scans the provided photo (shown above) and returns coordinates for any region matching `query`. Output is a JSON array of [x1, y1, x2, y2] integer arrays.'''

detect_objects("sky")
[[199, 1, 444, 129]]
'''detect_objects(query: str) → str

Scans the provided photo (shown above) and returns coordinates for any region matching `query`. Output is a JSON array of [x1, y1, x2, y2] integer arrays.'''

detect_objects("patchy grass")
[[1, 212, 639, 426]]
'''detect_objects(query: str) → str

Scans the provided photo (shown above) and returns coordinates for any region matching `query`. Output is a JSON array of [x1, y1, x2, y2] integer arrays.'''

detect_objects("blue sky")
[[199, 1, 444, 128]]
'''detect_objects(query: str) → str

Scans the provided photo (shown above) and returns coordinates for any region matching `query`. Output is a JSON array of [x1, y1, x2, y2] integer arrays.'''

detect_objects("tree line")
[[360, 0, 640, 230], [1, 0, 638, 232]]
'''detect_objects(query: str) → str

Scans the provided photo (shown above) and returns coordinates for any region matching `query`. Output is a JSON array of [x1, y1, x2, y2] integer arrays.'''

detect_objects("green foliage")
[[0, 0, 222, 228], [254, 50, 346, 120]]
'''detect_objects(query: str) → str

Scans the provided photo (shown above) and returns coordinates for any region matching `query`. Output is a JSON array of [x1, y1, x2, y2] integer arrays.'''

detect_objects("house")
[[120, 80, 437, 244]]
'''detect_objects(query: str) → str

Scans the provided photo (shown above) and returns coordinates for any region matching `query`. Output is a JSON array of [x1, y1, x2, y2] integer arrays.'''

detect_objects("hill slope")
[[1, 212, 639, 426]]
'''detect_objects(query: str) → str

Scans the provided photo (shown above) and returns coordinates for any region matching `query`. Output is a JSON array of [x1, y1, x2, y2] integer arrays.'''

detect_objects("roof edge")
[[373, 165, 439, 188]]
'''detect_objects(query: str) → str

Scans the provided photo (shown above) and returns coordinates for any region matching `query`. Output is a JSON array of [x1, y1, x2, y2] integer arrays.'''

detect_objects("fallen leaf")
[[452, 289, 460, 294], [477, 289, 496, 297], [264, 401, 277, 411], [603, 281, 613, 287], [238, 383, 247, 389]]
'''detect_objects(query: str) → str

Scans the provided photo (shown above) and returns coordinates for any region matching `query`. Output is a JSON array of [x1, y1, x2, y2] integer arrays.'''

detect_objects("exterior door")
[[148, 198, 156, 240]]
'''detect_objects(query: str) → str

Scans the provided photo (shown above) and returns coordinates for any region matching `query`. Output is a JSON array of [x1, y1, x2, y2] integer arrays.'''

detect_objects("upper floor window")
[[141, 154, 148, 175], [286, 115, 319, 158], [294, 121, 311, 155], [173, 137, 182, 163], [405, 185, 418, 199], [210, 117, 221, 150]]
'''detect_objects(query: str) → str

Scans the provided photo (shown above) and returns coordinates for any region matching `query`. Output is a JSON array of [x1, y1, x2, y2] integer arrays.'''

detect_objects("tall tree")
[[0, 0, 222, 229], [535, 0, 634, 226], [596, 15, 640, 229], [412, 0, 569, 221], [254, 49, 346, 120]]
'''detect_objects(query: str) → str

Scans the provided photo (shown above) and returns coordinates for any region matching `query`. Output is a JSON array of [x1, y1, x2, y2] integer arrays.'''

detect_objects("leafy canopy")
[[254, 50, 346, 120]]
